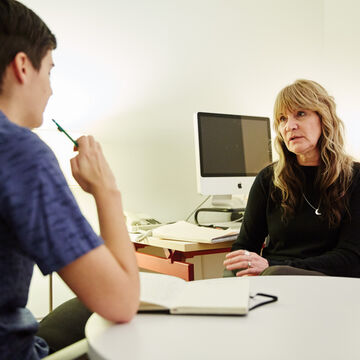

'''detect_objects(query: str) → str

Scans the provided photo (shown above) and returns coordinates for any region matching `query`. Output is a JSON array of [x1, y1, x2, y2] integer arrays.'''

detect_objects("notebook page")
[[140, 272, 185, 309], [171, 277, 250, 314]]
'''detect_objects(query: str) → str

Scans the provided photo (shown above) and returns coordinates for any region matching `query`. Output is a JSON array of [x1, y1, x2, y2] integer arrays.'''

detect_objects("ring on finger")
[[247, 261, 252, 268], [244, 250, 250, 256]]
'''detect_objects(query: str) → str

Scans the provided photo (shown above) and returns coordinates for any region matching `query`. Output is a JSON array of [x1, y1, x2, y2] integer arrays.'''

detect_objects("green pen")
[[52, 119, 79, 147]]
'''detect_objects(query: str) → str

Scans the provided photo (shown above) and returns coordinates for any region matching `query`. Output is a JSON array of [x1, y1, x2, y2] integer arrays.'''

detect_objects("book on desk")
[[139, 272, 249, 315], [152, 221, 239, 244]]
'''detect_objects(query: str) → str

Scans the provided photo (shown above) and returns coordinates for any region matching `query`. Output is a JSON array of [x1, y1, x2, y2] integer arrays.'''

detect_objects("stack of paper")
[[152, 221, 239, 244]]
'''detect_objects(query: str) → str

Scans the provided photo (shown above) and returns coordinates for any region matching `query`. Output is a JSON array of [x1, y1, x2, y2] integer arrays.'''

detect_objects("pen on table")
[[52, 119, 79, 147]]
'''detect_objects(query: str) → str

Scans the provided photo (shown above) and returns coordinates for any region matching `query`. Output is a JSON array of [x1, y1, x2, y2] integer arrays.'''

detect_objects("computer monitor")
[[194, 112, 272, 207]]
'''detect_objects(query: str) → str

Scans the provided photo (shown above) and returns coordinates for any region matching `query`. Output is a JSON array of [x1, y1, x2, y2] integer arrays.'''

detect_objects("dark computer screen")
[[197, 112, 272, 177]]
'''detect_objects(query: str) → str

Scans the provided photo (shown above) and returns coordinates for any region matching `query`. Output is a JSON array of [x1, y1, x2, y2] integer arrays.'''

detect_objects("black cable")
[[185, 196, 211, 222], [249, 293, 278, 311]]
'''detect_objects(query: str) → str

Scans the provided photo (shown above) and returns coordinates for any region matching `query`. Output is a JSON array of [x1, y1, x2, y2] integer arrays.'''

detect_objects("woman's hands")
[[70, 136, 117, 196], [223, 249, 269, 276]]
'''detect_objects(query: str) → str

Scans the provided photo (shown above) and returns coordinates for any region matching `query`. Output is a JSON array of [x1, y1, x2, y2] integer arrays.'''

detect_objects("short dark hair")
[[0, 0, 57, 93]]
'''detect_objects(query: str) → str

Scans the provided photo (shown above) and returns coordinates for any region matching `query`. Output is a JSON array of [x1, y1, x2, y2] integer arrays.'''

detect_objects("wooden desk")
[[86, 276, 360, 360], [133, 237, 233, 281]]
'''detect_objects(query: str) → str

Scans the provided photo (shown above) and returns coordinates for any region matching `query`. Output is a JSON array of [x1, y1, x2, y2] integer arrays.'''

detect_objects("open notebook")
[[152, 221, 239, 244], [139, 272, 250, 315]]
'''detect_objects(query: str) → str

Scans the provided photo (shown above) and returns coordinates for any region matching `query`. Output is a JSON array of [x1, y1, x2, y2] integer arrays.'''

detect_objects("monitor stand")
[[211, 194, 245, 209]]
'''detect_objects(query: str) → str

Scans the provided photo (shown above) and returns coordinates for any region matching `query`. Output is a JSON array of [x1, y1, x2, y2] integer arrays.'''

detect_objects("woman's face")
[[278, 109, 322, 165]]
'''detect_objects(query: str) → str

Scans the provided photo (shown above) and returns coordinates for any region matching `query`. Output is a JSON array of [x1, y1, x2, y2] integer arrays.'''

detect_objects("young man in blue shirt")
[[0, 1, 140, 358]]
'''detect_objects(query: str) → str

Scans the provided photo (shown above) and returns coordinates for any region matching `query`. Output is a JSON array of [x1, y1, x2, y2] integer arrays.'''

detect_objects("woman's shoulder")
[[345, 162, 360, 203], [350, 162, 360, 184], [254, 163, 275, 189], [352, 162, 360, 173], [257, 163, 275, 180]]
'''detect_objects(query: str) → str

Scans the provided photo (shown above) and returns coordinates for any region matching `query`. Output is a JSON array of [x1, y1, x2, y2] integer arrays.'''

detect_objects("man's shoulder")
[[0, 121, 46, 151], [0, 118, 54, 173]]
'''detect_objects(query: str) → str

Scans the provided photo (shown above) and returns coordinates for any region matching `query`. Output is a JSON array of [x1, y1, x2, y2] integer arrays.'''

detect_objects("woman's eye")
[[297, 111, 305, 117], [279, 116, 286, 122]]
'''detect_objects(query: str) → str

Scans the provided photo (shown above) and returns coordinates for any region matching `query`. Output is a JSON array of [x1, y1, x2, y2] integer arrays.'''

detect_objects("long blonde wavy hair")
[[272, 79, 353, 227]]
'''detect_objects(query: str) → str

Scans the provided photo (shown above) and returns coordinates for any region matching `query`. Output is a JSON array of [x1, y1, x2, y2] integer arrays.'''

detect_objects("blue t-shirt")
[[0, 112, 103, 359]]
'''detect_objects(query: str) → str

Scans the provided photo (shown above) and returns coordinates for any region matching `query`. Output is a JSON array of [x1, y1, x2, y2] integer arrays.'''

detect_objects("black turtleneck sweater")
[[231, 163, 360, 277]]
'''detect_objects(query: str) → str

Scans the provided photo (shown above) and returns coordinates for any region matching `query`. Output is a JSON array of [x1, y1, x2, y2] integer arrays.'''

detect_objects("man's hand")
[[70, 136, 117, 196]]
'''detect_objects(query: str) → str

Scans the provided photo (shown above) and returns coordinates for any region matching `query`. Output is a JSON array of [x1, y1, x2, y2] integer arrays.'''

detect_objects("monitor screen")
[[198, 112, 271, 177], [194, 112, 272, 205]]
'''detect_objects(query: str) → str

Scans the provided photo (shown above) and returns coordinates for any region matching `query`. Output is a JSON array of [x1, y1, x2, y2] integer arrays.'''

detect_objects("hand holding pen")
[[52, 118, 118, 195]]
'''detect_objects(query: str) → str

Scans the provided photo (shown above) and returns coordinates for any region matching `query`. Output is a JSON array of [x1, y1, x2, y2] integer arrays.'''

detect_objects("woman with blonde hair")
[[224, 79, 360, 277]]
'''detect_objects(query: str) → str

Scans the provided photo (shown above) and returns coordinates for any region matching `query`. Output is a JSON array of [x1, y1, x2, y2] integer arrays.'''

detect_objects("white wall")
[[24, 0, 360, 225]]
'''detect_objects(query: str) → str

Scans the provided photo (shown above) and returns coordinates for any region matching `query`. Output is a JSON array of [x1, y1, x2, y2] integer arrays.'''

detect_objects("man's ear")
[[11, 52, 32, 85]]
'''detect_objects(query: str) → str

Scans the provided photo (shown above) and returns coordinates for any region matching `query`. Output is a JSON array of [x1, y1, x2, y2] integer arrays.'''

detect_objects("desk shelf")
[[134, 237, 233, 281]]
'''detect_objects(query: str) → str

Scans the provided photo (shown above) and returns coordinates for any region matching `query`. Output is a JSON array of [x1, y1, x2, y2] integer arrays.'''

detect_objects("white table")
[[86, 276, 360, 360]]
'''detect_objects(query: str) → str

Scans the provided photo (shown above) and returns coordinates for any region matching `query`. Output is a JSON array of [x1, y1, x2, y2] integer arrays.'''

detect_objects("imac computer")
[[194, 112, 272, 208]]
